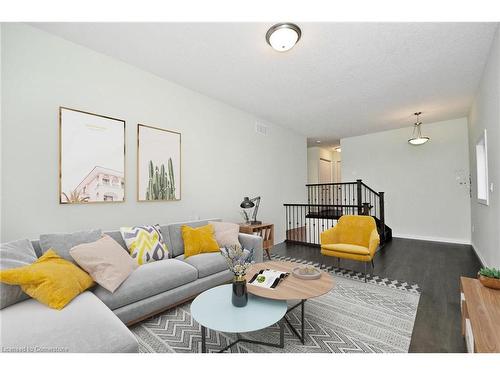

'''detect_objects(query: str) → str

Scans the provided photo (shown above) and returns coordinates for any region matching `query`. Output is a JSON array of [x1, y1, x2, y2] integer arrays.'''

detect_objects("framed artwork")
[[59, 107, 126, 204], [137, 124, 181, 201]]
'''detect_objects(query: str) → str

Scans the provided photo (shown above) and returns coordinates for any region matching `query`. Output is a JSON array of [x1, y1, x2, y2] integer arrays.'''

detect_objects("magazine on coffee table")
[[248, 269, 290, 289]]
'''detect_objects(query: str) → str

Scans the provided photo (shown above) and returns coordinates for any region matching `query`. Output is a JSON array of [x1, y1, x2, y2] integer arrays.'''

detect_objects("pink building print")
[[63, 166, 124, 202]]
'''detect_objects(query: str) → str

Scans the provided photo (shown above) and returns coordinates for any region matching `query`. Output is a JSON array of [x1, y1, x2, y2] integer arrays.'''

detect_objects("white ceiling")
[[32, 22, 498, 146]]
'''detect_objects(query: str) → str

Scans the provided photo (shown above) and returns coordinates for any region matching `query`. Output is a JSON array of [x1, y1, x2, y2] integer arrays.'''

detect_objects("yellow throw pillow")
[[181, 224, 220, 258], [0, 249, 94, 310]]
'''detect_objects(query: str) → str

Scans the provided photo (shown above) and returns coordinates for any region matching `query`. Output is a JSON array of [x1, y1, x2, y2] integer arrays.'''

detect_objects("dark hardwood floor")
[[271, 238, 482, 353]]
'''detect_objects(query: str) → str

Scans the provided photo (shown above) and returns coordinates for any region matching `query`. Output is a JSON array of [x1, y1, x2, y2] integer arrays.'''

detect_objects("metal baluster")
[[300, 206, 307, 242], [348, 185, 350, 211], [307, 204, 310, 244], [285, 205, 289, 240], [296, 205, 299, 242]]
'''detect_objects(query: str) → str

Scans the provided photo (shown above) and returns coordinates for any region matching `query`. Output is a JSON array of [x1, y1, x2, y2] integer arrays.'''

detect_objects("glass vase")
[[232, 274, 248, 307]]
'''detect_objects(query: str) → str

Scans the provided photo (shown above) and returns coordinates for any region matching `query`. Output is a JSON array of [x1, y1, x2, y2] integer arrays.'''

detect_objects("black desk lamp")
[[240, 196, 262, 225]]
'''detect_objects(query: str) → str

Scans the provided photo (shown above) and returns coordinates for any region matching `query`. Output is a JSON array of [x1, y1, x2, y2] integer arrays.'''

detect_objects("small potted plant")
[[478, 267, 500, 290], [220, 245, 254, 307]]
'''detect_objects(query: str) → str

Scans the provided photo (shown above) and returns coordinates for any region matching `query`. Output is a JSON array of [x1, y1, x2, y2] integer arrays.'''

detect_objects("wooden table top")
[[239, 223, 273, 229], [461, 277, 500, 353], [245, 261, 334, 301]]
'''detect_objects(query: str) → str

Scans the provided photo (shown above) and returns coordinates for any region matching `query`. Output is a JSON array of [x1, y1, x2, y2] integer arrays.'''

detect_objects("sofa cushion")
[[176, 252, 229, 279], [0, 291, 138, 353], [70, 235, 138, 293], [114, 269, 233, 324], [0, 250, 95, 310], [120, 225, 169, 265], [103, 230, 129, 252], [0, 239, 38, 309], [39, 229, 102, 262], [209, 221, 241, 247], [93, 259, 197, 310], [165, 218, 220, 257], [321, 243, 370, 255], [181, 224, 220, 258]]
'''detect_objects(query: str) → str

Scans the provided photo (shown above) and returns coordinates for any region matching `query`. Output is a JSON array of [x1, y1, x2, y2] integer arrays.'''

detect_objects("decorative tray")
[[292, 265, 322, 280]]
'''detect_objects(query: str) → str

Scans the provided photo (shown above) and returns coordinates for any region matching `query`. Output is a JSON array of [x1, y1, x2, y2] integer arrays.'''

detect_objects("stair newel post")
[[379, 191, 385, 243], [356, 179, 363, 215]]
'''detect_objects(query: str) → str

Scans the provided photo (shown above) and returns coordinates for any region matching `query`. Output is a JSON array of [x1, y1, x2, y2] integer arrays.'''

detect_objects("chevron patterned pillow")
[[120, 225, 169, 266]]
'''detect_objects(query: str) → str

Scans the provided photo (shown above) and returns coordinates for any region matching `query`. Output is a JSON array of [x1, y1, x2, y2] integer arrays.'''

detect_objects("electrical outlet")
[[490, 182, 494, 192]]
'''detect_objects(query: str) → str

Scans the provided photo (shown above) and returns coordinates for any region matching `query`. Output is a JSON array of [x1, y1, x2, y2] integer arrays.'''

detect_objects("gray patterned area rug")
[[131, 256, 421, 353]]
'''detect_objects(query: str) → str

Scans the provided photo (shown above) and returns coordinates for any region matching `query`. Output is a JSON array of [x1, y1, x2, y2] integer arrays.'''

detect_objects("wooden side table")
[[239, 223, 274, 260], [460, 277, 500, 353]]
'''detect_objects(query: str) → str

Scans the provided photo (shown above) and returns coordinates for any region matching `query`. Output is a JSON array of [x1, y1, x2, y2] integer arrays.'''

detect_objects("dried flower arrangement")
[[220, 244, 254, 278]]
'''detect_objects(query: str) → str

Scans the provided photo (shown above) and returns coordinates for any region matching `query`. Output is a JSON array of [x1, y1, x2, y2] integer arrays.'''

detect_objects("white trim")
[[393, 233, 471, 245], [471, 241, 488, 268]]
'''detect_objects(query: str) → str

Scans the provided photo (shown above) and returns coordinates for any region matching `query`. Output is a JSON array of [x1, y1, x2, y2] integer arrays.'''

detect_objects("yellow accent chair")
[[320, 215, 380, 282]]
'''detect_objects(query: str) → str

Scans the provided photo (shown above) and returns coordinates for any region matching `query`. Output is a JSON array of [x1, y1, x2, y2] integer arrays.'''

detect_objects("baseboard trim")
[[393, 234, 471, 245], [471, 242, 487, 268]]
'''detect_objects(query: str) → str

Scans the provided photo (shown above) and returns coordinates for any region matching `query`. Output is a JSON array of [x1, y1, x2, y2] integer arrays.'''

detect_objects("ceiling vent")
[[255, 122, 268, 136]]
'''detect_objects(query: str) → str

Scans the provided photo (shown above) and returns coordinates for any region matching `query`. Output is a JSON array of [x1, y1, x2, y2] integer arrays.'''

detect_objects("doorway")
[[319, 158, 332, 183]]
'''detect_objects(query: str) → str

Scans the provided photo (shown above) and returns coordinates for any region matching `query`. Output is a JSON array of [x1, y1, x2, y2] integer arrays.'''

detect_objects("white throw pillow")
[[209, 221, 240, 248], [70, 235, 138, 293]]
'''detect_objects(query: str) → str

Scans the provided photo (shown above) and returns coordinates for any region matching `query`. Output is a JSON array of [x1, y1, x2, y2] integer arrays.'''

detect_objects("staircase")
[[284, 179, 392, 246]]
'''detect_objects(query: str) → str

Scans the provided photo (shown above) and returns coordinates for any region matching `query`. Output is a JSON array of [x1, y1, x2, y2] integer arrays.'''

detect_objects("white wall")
[[0, 24, 307, 242], [341, 118, 471, 244], [468, 26, 500, 268]]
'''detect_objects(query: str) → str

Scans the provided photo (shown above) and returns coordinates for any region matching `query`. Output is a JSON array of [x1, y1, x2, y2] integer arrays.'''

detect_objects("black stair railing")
[[285, 179, 390, 246]]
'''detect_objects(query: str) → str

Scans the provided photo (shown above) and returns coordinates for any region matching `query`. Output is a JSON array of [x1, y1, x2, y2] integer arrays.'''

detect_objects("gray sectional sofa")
[[0, 218, 263, 353]]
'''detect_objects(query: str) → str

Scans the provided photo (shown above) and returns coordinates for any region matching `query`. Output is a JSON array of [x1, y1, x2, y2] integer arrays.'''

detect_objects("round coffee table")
[[245, 261, 334, 344], [191, 284, 287, 353]]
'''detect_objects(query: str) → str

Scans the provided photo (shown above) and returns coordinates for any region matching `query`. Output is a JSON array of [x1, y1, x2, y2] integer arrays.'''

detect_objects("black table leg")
[[201, 325, 207, 353], [279, 318, 285, 348], [301, 299, 305, 340], [284, 299, 306, 344], [217, 319, 286, 352]]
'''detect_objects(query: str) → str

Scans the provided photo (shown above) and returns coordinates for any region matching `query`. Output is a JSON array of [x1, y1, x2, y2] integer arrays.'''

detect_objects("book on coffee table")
[[248, 269, 289, 289]]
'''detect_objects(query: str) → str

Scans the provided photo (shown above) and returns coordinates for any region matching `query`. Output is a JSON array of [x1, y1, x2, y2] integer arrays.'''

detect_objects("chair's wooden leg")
[[371, 259, 374, 269], [364, 262, 367, 283]]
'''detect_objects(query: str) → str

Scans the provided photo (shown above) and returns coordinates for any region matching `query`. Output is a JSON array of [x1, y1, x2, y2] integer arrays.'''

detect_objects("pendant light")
[[408, 112, 430, 145]]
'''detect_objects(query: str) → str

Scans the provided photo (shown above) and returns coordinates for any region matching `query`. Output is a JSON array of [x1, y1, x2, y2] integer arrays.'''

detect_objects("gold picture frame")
[[59, 106, 126, 204], [137, 124, 181, 202]]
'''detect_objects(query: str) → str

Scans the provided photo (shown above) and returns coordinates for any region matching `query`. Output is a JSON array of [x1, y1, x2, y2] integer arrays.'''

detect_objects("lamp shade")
[[408, 112, 430, 146], [408, 136, 430, 145], [240, 197, 255, 209]]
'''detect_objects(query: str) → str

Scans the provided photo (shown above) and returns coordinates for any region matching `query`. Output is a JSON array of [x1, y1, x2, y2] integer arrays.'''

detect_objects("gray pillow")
[[0, 239, 38, 309], [39, 229, 102, 262]]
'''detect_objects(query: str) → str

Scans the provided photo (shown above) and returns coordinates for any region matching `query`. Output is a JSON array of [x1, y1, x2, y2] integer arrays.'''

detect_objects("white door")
[[318, 158, 332, 204], [334, 161, 342, 183], [319, 158, 332, 183]]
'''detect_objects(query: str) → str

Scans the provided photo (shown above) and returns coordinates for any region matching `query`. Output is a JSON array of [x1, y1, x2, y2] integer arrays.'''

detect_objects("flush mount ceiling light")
[[266, 23, 301, 52], [408, 112, 430, 146]]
